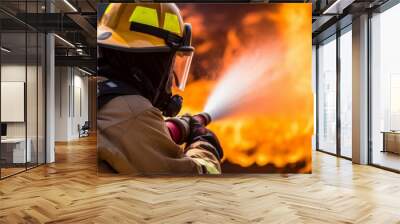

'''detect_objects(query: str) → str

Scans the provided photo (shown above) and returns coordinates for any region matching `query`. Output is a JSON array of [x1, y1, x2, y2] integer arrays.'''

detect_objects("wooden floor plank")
[[0, 136, 399, 223]]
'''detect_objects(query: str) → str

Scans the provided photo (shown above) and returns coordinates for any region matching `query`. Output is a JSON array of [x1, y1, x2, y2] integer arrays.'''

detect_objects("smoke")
[[204, 47, 279, 120]]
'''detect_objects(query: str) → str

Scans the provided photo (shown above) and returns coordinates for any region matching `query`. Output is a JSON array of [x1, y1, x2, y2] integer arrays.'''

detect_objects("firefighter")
[[97, 3, 223, 175]]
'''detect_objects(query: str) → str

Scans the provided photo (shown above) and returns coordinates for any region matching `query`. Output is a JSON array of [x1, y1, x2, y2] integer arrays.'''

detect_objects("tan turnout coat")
[[97, 95, 221, 175]]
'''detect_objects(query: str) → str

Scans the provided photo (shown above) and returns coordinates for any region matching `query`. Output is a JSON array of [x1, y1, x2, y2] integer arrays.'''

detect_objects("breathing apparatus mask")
[[130, 21, 194, 117], [153, 36, 194, 117]]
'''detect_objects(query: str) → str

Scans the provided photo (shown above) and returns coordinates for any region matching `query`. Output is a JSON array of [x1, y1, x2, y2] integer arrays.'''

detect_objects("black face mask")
[[153, 73, 183, 117]]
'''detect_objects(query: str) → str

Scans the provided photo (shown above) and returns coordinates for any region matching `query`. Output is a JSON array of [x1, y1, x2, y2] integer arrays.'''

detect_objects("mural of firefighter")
[[97, 3, 312, 175]]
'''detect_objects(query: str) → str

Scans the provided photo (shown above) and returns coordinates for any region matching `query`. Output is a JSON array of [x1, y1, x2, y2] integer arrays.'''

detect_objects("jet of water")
[[204, 48, 278, 120]]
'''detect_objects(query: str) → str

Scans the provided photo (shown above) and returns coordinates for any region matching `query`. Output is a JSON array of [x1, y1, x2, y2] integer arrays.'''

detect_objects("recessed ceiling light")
[[63, 0, 78, 12], [1, 47, 11, 53], [54, 34, 75, 48], [323, 0, 355, 15], [78, 67, 93, 76]]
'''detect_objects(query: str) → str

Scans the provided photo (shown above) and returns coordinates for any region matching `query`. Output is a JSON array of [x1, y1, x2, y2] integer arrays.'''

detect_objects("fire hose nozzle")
[[193, 112, 212, 126], [166, 112, 212, 144]]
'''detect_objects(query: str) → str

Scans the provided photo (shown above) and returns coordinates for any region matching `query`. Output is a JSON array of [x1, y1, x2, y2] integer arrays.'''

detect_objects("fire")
[[178, 4, 312, 173]]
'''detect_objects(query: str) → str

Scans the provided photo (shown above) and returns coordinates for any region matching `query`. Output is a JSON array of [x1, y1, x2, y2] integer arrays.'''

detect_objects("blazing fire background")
[[177, 4, 313, 173]]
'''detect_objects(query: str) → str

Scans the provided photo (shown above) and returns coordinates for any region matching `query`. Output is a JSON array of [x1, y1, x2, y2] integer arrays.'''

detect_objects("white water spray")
[[204, 48, 278, 120]]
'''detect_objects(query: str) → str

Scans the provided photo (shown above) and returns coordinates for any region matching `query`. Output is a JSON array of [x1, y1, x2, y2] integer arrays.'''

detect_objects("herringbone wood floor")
[[1, 136, 400, 224]]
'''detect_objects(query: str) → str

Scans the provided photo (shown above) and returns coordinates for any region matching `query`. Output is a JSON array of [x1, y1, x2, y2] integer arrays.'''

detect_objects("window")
[[1, 31, 28, 177], [0, 1, 46, 179], [317, 36, 337, 154], [371, 3, 400, 171], [339, 28, 352, 158]]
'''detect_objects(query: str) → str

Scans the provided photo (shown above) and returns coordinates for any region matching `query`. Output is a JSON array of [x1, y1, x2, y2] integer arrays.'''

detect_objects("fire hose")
[[165, 112, 212, 144]]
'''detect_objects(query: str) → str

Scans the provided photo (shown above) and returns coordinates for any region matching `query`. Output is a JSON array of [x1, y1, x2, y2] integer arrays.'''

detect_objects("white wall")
[[72, 73, 89, 137], [54, 67, 89, 141], [55, 66, 69, 141]]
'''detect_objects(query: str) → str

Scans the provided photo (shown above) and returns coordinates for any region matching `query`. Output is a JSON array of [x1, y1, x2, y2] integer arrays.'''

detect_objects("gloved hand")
[[184, 115, 224, 161]]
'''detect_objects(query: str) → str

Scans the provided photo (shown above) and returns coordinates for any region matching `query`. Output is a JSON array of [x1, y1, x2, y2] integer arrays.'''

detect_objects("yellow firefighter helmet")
[[98, 3, 194, 90]]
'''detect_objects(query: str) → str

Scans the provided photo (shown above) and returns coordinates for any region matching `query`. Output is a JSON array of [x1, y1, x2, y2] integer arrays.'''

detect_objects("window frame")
[[315, 24, 353, 161]]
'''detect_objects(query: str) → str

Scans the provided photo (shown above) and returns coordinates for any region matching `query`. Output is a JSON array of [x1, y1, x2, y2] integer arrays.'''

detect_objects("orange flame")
[[178, 4, 312, 173]]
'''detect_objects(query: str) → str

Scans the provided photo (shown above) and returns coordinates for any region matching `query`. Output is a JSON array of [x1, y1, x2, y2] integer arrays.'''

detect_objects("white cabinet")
[[1, 138, 32, 163]]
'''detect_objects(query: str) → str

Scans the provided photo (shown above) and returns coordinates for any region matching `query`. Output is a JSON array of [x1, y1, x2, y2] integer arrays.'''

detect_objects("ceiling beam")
[[323, 0, 356, 14], [55, 55, 96, 71]]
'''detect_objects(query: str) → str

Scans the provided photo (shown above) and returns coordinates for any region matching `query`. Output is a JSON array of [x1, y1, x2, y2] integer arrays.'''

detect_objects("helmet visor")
[[173, 50, 193, 91]]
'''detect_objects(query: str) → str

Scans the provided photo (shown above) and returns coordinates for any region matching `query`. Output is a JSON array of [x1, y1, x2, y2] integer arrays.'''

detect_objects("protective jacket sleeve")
[[97, 95, 221, 175]]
